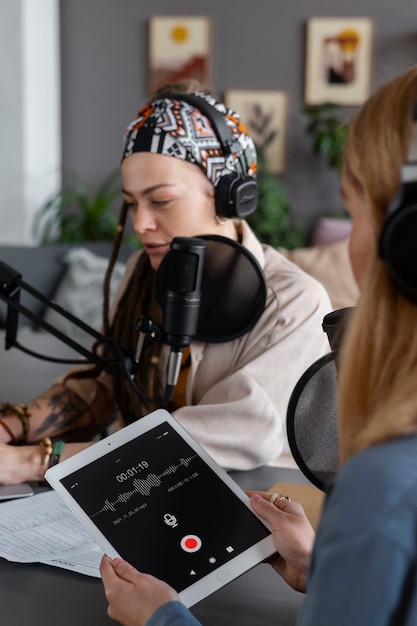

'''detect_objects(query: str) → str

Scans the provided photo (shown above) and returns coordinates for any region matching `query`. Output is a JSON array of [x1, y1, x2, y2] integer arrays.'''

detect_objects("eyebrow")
[[122, 183, 176, 197]]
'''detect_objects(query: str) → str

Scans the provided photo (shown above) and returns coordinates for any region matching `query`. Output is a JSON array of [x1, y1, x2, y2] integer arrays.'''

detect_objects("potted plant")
[[247, 153, 305, 249], [304, 103, 353, 239], [33, 169, 126, 243], [244, 103, 306, 249], [303, 102, 351, 173]]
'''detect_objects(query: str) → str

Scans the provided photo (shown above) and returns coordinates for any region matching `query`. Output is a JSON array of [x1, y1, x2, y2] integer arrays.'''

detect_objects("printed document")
[[0, 490, 102, 576]]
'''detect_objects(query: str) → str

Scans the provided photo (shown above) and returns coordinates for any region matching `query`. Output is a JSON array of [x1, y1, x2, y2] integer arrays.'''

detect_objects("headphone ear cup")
[[380, 200, 417, 302], [215, 174, 259, 219]]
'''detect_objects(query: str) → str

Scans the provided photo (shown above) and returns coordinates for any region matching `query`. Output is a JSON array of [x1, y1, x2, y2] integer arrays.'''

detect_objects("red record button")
[[180, 534, 202, 553]]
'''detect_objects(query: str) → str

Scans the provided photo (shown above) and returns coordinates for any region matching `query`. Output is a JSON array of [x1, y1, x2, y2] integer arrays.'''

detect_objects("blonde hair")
[[338, 65, 417, 462]]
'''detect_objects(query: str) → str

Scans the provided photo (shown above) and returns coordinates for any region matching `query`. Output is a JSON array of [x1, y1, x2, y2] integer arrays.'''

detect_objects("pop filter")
[[157, 235, 267, 343], [286, 307, 355, 492]]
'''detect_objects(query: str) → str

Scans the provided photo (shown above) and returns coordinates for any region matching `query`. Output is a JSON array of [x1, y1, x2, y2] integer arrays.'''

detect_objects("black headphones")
[[169, 93, 259, 219], [379, 103, 417, 303]]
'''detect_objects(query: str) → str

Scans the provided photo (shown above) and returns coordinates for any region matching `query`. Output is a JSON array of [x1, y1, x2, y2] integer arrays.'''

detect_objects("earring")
[[216, 215, 227, 225]]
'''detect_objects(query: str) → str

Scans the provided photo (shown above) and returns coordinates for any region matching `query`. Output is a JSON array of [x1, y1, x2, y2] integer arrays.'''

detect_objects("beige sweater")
[[62, 222, 332, 470]]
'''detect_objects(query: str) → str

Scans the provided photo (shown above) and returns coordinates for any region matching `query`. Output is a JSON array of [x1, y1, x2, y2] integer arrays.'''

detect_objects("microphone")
[[322, 307, 355, 352], [158, 237, 206, 401]]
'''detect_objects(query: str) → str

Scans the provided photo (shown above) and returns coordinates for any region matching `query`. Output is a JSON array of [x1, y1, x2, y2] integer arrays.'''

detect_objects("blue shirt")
[[297, 435, 417, 626], [147, 601, 201, 626], [146, 436, 417, 625]]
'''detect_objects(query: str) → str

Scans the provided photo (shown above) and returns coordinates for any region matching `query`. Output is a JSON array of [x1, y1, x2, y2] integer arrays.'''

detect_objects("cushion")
[[279, 238, 360, 310], [43, 247, 126, 342], [310, 217, 352, 246], [0, 242, 136, 330]]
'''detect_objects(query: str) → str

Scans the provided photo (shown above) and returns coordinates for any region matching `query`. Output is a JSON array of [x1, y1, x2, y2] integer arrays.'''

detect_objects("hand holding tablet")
[[45, 409, 275, 607]]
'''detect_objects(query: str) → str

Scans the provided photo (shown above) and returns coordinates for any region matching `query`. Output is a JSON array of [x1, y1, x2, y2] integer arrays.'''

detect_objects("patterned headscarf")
[[121, 92, 257, 186]]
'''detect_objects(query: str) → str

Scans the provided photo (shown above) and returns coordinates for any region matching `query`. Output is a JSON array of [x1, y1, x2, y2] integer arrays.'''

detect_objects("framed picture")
[[305, 17, 373, 105], [148, 16, 211, 95], [225, 90, 288, 174]]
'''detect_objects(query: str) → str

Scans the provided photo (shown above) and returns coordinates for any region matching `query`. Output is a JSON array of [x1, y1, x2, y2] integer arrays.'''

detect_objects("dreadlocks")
[[64, 200, 164, 421]]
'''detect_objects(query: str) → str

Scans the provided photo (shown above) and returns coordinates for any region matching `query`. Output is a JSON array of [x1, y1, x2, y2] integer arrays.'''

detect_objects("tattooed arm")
[[0, 384, 94, 443], [0, 383, 105, 484]]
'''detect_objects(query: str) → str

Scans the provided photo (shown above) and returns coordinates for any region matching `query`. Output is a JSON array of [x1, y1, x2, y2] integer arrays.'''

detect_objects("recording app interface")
[[60, 422, 270, 592]]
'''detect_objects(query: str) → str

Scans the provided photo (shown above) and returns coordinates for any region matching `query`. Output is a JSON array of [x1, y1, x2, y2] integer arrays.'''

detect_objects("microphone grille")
[[166, 250, 199, 293]]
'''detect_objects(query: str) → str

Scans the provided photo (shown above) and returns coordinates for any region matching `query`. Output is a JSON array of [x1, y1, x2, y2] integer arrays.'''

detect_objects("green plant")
[[304, 103, 350, 173], [243, 104, 306, 249], [247, 154, 306, 250], [33, 169, 123, 243]]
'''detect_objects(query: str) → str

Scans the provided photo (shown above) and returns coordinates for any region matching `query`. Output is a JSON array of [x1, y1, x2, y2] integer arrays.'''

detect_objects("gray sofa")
[[0, 242, 135, 403]]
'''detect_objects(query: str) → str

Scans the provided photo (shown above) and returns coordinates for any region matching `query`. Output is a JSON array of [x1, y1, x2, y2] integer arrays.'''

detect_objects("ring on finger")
[[270, 492, 291, 506]]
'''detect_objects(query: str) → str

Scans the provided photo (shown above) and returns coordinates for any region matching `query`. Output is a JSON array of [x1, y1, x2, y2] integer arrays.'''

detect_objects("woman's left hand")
[[100, 555, 179, 626], [248, 490, 315, 593]]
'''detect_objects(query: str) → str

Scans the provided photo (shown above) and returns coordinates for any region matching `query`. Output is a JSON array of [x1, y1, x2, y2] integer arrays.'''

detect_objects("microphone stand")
[[0, 261, 164, 406]]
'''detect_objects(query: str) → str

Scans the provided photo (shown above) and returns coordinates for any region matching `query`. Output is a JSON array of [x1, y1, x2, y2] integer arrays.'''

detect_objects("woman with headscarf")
[[0, 82, 330, 483]]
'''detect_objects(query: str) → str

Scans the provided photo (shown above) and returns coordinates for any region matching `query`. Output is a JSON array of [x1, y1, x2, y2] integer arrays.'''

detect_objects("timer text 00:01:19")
[[116, 461, 149, 482]]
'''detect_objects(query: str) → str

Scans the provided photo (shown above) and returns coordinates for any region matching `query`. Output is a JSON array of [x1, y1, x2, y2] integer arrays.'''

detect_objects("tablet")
[[45, 409, 275, 607]]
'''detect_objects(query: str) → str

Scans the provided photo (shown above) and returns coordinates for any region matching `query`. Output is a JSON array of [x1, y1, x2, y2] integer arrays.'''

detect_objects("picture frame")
[[148, 16, 212, 96], [304, 17, 373, 105], [225, 90, 288, 174]]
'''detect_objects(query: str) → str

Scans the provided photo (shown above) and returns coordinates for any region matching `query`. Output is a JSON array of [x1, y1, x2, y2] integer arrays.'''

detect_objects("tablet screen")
[[57, 419, 271, 594]]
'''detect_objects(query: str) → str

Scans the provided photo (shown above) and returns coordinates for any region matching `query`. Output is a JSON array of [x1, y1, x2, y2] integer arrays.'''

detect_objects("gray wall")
[[60, 0, 417, 236]]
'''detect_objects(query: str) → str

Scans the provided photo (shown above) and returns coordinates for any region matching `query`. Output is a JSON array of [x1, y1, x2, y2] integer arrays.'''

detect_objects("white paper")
[[0, 490, 102, 576]]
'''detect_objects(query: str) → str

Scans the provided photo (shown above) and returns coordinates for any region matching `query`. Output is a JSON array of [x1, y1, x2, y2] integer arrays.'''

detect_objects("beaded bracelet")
[[0, 402, 32, 443]]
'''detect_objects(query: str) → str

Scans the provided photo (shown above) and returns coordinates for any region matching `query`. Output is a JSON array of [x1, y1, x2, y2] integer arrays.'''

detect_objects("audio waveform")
[[91, 454, 197, 517]]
